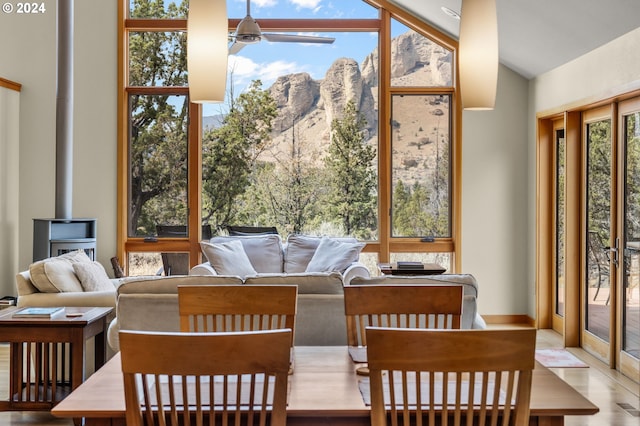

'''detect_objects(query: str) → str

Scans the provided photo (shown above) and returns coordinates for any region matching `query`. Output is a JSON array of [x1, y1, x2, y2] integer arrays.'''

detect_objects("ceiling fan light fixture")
[[236, 16, 262, 43], [459, 0, 498, 110], [441, 6, 460, 20], [187, 0, 228, 103]]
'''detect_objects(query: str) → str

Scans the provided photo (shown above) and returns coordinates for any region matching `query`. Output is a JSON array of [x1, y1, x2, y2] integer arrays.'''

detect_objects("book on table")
[[396, 261, 424, 270], [12, 307, 65, 318]]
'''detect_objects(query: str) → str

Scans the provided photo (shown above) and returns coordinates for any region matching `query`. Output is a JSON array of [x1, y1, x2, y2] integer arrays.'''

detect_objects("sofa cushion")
[[28, 250, 91, 293], [207, 235, 284, 273], [305, 237, 365, 273], [201, 240, 257, 277], [117, 275, 244, 295], [244, 272, 344, 295], [73, 261, 114, 292], [284, 235, 359, 273]]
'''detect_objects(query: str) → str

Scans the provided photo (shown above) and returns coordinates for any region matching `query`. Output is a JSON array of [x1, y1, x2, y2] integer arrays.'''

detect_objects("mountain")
[[205, 30, 452, 184]]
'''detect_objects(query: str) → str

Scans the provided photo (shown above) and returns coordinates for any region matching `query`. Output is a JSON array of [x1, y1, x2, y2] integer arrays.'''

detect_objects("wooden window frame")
[[117, 0, 461, 274]]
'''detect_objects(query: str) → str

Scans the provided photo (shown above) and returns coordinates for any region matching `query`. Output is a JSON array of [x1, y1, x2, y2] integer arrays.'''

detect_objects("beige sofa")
[[107, 273, 351, 351], [189, 233, 370, 285], [15, 250, 120, 311], [15, 270, 118, 309]]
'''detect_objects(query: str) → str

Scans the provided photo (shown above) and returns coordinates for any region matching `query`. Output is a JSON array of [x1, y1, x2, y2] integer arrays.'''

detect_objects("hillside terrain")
[[207, 30, 453, 186]]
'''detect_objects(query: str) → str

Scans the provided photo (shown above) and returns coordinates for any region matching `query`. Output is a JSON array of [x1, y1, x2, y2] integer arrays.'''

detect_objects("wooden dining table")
[[51, 346, 598, 426]]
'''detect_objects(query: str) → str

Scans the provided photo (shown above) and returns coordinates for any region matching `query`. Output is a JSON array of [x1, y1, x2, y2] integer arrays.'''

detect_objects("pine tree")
[[201, 80, 277, 228], [324, 100, 377, 238], [128, 0, 189, 235]]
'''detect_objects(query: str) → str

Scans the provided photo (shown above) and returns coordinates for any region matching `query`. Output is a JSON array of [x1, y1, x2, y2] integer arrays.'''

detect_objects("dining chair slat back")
[[343, 285, 464, 348], [366, 327, 536, 426], [178, 284, 298, 348], [119, 329, 291, 426]]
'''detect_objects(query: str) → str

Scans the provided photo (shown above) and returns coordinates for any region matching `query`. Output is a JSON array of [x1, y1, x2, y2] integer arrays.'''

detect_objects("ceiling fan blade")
[[261, 33, 335, 44], [229, 41, 246, 55]]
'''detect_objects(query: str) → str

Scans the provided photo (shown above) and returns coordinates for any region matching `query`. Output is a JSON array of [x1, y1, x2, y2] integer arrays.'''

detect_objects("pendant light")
[[459, 0, 498, 110], [187, 0, 228, 103]]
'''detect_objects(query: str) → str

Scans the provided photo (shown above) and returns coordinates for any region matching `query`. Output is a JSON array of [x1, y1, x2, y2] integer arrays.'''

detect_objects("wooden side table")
[[378, 262, 447, 275], [0, 306, 112, 411]]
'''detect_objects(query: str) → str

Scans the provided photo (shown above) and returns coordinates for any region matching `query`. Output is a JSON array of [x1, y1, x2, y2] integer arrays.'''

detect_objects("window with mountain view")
[[390, 19, 452, 239], [120, 0, 460, 274]]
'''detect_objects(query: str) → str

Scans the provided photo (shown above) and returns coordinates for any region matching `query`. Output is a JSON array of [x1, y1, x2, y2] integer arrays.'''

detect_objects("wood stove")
[[33, 218, 96, 261]]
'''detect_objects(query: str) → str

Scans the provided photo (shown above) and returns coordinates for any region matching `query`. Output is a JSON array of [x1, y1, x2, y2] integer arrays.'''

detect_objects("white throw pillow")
[[305, 237, 365, 273], [28, 250, 90, 293], [73, 261, 114, 292], [208, 235, 284, 273], [201, 240, 257, 277]]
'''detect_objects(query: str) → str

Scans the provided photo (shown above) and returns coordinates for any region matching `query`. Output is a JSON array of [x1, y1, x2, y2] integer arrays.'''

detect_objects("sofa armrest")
[[189, 262, 218, 275], [342, 262, 370, 285], [15, 271, 38, 296]]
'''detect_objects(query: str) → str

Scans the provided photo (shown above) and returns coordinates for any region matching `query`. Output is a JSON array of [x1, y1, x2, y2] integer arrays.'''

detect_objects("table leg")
[[71, 334, 85, 391], [94, 326, 107, 369], [531, 415, 564, 425]]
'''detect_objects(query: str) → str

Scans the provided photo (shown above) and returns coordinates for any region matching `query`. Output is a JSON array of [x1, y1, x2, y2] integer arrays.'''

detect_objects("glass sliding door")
[[582, 108, 614, 363], [555, 127, 566, 318], [619, 99, 640, 380]]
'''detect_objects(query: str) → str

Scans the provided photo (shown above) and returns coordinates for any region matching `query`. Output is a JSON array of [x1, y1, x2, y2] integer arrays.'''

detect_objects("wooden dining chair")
[[178, 284, 298, 348], [343, 285, 464, 355], [366, 327, 537, 426], [120, 329, 291, 426]]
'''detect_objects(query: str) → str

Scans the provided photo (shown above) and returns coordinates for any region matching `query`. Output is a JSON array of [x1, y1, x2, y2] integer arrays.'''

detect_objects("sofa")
[[15, 250, 119, 311], [189, 233, 370, 285], [348, 274, 486, 329], [107, 272, 351, 351], [106, 234, 372, 351]]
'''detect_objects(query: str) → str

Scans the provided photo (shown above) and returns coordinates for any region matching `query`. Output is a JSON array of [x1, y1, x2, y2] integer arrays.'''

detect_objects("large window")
[[118, 0, 461, 275]]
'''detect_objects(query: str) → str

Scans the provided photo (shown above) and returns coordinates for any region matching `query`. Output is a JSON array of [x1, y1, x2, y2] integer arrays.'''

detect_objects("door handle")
[[610, 237, 619, 267]]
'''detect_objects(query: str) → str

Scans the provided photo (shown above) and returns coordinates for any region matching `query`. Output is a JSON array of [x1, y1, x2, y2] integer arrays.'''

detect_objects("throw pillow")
[[28, 249, 95, 293], [29, 256, 83, 293], [201, 240, 257, 277], [208, 235, 284, 273], [305, 237, 365, 273], [284, 234, 321, 273], [73, 261, 114, 292], [285, 235, 360, 273]]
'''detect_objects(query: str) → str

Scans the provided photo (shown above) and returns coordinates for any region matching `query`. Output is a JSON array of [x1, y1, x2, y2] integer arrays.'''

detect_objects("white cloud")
[[289, 0, 322, 9], [252, 0, 278, 8], [227, 56, 307, 88]]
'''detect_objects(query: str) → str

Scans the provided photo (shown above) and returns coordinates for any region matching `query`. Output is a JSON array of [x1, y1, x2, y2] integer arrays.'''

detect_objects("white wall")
[[461, 64, 530, 317], [0, 83, 20, 297], [0, 0, 117, 284]]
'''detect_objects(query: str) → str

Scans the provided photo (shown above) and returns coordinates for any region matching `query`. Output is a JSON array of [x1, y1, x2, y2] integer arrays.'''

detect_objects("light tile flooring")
[[0, 330, 638, 425]]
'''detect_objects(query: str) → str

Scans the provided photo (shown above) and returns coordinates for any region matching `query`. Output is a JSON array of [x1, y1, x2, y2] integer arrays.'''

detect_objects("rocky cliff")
[[249, 30, 452, 183]]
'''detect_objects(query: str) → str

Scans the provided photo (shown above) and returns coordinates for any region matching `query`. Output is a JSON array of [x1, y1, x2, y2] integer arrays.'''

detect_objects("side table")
[[0, 306, 112, 411]]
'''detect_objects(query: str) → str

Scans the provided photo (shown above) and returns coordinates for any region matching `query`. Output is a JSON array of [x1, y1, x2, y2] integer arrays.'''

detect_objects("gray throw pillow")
[[208, 235, 284, 273], [285, 234, 359, 273], [305, 237, 365, 273]]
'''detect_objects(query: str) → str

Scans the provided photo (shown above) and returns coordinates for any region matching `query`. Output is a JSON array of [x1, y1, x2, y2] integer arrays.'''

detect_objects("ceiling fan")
[[229, 0, 335, 54]]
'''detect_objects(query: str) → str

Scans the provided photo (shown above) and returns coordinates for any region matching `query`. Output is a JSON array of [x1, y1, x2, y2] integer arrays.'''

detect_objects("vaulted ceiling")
[[390, 0, 640, 79]]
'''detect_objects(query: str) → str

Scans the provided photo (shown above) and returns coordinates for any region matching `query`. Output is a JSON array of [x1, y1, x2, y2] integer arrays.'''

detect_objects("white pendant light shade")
[[459, 0, 498, 110], [187, 0, 228, 103]]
